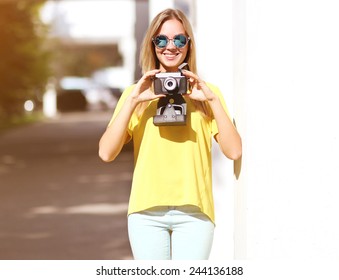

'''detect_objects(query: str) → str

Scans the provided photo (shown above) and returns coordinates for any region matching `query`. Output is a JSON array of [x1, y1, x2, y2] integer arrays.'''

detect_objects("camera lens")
[[164, 77, 177, 91]]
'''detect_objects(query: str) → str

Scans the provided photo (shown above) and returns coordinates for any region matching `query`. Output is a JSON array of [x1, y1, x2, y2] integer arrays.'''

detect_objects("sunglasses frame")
[[152, 34, 190, 49]]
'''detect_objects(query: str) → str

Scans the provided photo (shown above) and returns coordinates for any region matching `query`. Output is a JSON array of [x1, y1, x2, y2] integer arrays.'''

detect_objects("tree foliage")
[[0, 0, 50, 119]]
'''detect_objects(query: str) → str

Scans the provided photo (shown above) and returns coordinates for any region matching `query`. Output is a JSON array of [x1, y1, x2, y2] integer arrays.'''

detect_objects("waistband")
[[140, 205, 202, 214]]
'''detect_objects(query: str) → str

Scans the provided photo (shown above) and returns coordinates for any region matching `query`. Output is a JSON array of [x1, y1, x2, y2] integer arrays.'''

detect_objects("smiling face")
[[154, 19, 189, 72]]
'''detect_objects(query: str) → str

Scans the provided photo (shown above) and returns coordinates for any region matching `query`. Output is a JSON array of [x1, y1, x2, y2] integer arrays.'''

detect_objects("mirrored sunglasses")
[[152, 34, 190, 49]]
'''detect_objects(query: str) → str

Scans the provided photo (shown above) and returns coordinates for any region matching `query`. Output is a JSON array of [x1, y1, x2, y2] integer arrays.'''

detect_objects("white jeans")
[[128, 205, 215, 260]]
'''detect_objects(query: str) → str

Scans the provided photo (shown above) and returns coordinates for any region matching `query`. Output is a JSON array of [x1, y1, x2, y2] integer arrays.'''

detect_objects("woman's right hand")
[[129, 69, 166, 104], [99, 69, 166, 162]]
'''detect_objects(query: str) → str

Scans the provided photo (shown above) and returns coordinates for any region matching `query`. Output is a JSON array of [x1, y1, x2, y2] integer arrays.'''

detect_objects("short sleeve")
[[108, 85, 137, 139]]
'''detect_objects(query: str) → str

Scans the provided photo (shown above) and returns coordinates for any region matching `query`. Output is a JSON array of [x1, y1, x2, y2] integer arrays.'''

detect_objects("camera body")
[[153, 63, 188, 126], [154, 71, 188, 95]]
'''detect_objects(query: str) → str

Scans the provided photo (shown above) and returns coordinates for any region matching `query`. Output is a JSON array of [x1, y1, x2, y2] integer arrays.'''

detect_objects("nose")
[[166, 39, 177, 49]]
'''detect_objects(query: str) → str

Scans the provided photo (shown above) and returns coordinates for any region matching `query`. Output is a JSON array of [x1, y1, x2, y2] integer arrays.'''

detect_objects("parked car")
[[57, 77, 119, 111]]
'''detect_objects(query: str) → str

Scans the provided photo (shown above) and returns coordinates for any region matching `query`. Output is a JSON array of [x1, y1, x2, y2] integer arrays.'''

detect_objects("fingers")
[[132, 69, 167, 102], [182, 70, 202, 84], [143, 69, 161, 81], [135, 69, 160, 91]]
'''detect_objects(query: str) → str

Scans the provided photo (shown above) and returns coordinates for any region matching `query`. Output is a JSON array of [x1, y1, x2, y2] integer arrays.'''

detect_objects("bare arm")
[[98, 95, 137, 162], [182, 70, 242, 160], [99, 69, 164, 162], [208, 96, 242, 160]]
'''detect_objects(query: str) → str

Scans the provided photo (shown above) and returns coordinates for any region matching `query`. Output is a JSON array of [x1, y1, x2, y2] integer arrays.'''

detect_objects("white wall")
[[234, 0, 339, 259]]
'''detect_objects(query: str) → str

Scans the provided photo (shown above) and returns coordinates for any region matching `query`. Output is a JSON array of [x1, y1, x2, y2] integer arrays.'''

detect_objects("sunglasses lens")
[[154, 35, 168, 48], [154, 34, 189, 48], [174, 35, 188, 48]]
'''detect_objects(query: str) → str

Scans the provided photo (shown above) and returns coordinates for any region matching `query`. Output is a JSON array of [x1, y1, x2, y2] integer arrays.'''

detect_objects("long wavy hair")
[[139, 8, 211, 119]]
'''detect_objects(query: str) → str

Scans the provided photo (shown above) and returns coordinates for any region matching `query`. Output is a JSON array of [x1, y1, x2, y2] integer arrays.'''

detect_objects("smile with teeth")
[[164, 53, 179, 60]]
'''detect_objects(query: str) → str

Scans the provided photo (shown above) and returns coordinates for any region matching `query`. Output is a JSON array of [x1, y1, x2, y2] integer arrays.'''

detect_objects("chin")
[[162, 62, 184, 72]]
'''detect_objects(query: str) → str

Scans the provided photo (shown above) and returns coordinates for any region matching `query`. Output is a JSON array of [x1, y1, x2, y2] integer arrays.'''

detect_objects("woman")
[[99, 8, 242, 260]]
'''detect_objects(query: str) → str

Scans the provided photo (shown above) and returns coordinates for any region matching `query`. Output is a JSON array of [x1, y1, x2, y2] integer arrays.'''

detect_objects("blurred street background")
[[0, 111, 134, 259], [1, 0, 141, 260], [5, 0, 339, 263]]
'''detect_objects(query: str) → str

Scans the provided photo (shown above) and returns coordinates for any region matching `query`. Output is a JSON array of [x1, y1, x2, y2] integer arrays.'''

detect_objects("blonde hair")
[[139, 8, 212, 119]]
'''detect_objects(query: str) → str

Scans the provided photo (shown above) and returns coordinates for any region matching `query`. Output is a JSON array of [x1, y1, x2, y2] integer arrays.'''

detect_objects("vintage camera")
[[153, 63, 188, 126], [154, 72, 188, 95], [154, 63, 188, 95]]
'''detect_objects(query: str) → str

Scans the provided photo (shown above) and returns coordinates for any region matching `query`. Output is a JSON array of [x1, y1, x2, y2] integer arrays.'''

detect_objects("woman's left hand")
[[182, 70, 216, 102]]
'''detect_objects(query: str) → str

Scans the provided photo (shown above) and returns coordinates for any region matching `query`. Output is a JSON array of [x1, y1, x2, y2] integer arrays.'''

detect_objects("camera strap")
[[153, 95, 187, 126]]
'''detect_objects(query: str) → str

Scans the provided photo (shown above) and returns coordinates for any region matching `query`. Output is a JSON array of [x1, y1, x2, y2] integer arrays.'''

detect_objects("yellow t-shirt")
[[109, 83, 230, 223]]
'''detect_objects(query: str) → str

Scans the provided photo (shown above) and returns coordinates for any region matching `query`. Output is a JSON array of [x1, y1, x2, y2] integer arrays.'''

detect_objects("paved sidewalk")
[[0, 111, 134, 260]]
